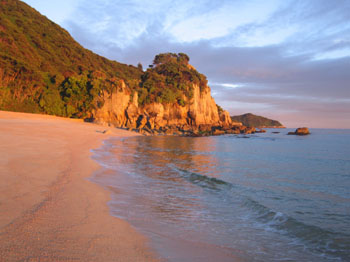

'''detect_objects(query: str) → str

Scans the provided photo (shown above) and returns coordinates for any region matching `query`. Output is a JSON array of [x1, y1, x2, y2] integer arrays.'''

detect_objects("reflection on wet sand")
[[96, 136, 243, 262], [113, 136, 222, 222]]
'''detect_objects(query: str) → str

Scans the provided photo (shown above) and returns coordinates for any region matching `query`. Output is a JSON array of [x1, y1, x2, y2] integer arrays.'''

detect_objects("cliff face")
[[93, 82, 231, 131], [93, 81, 131, 127], [188, 84, 220, 126]]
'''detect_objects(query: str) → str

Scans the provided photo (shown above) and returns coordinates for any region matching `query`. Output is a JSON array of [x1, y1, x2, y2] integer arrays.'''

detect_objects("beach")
[[1, 111, 349, 262], [0, 111, 158, 261]]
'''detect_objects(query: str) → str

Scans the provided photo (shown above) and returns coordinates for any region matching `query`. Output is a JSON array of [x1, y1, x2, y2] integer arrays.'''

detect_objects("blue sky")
[[23, 0, 350, 128]]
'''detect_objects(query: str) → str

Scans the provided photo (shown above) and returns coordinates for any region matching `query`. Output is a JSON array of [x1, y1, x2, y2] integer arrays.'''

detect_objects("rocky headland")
[[0, 0, 282, 137], [91, 78, 257, 136], [230, 113, 285, 128]]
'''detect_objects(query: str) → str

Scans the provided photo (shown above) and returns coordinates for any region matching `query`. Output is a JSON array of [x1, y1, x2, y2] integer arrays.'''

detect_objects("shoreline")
[[91, 136, 244, 262], [0, 111, 159, 261]]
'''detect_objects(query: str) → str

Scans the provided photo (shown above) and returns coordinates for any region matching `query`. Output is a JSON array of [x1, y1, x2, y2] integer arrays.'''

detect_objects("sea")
[[91, 128, 350, 262]]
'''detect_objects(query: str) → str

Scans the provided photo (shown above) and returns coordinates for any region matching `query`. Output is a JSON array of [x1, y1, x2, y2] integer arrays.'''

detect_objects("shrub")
[[139, 53, 207, 106]]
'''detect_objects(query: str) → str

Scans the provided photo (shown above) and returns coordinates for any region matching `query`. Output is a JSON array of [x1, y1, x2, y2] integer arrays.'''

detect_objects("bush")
[[139, 53, 207, 106]]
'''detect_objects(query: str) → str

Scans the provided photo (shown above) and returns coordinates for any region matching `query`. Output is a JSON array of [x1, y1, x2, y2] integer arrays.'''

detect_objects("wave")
[[178, 169, 350, 261], [183, 171, 231, 191], [243, 197, 350, 260], [95, 136, 350, 261]]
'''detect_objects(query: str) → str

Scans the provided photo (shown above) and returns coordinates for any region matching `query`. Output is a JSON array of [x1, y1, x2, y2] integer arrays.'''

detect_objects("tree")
[[177, 53, 189, 64], [139, 53, 208, 106], [153, 53, 177, 66]]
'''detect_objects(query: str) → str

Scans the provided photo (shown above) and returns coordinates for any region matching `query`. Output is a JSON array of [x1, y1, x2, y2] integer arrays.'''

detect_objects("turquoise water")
[[92, 129, 350, 261]]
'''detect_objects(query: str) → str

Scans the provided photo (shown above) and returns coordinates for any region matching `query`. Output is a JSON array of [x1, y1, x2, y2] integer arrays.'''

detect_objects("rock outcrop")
[[93, 81, 131, 127], [94, 83, 212, 128], [288, 127, 310, 136], [92, 81, 251, 136]]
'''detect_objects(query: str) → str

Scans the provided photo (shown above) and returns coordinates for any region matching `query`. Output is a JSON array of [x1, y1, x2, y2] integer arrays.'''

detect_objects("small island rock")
[[288, 127, 310, 136]]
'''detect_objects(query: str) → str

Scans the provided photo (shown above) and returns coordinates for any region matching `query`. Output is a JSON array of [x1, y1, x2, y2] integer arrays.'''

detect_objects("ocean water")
[[91, 129, 350, 262]]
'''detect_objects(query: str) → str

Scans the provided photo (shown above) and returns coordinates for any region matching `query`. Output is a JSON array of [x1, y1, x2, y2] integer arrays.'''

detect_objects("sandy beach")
[[0, 111, 158, 261]]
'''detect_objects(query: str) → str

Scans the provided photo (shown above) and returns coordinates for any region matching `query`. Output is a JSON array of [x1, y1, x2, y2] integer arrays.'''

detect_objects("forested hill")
[[230, 113, 284, 128], [0, 0, 142, 116], [0, 0, 216, 122]]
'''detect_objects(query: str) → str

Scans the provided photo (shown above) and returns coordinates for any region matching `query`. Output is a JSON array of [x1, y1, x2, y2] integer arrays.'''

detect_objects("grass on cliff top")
[[138, 53, 208, 106]]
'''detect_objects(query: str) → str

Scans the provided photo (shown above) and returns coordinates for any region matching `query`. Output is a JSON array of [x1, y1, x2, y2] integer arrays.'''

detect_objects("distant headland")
[[230, 113, 285, 128]]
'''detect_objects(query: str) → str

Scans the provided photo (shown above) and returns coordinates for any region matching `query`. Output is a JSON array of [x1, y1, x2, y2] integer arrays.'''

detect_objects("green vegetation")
[[0, 1, 212, 118], [230, 113, 284, 127], [0, 0, 141, 116], [138, 53, 207, 106]]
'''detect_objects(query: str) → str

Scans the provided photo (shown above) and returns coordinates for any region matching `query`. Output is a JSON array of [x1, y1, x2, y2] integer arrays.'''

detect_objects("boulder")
[[244, 127, 256, 134], [213, 129, 225, 136], [226, 128, 240, 134], [288, 127, 310, 135], [199, 124, 212, 132], [164, 128, 181, 135], [295, 127, 310, 135]]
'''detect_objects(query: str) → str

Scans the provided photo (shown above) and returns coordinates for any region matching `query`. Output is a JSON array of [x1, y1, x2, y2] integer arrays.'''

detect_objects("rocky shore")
[[124, 123, 264, 137]]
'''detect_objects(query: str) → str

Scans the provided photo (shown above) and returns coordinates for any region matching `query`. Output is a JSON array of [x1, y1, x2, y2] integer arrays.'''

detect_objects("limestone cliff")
[[91, 52, 242, 135], [93, 81, 232, 133], [93, 81, 131, 127]]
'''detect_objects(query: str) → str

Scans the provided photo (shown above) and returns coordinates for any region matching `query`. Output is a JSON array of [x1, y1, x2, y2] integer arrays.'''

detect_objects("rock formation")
[[288, 127, 310, 136], [91, 52, 252, 136], [92, 81, 245, 136]]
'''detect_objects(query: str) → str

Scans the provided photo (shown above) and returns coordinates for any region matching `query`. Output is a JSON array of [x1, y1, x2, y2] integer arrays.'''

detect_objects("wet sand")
[[0, 111, 158, 261]]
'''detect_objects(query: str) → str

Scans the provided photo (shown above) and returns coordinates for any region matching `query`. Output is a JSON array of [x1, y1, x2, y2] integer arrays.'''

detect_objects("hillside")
[[0, 0, 142, 116], [230, 113, 284, 128], [0, 1, 221, 119]]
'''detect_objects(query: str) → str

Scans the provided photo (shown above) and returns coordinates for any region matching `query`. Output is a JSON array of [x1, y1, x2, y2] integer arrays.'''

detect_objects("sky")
[[22, 0, 350, 128]]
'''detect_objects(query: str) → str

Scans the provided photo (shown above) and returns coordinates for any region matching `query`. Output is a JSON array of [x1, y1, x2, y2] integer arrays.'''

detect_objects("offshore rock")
[[288, 127, 310, 136]]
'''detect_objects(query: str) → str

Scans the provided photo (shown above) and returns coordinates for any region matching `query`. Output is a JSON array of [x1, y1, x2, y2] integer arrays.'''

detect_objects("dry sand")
[[0, 111, 159, 261]]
